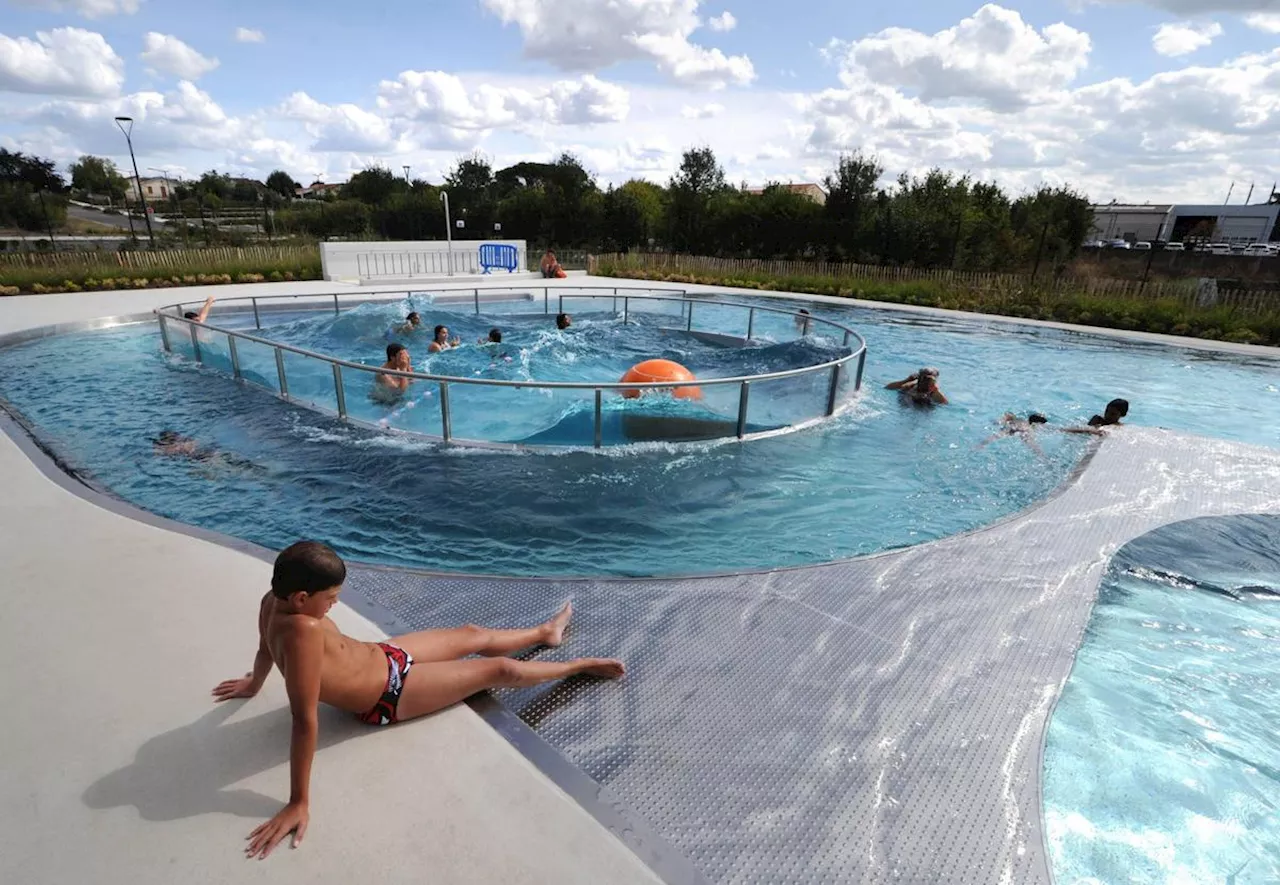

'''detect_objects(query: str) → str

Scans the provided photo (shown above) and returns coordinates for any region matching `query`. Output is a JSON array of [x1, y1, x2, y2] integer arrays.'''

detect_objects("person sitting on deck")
[[213, 541, 624, 859], [428, 325, 460, 354], [886, 368, 949, 405], [1088, 398, 1129, 427], [183, 295, 216, 323], [372, 343, 412, 403], [540, 249, 563, 279], [556, 312, 572, 330]]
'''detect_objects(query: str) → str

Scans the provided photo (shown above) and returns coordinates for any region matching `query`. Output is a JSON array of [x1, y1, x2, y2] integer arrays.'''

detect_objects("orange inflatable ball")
[[620, 359, 703, 400]]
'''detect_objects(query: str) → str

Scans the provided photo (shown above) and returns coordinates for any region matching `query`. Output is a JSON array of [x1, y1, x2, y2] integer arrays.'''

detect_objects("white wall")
[[320, 240, 528, 282]]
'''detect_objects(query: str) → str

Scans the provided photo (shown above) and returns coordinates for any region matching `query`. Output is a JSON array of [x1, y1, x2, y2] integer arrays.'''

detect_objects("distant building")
[[1090, 202, 1280, 244], [742, 183, 828, 205], [125, 176, 172, 204], [296, 181, 345, 199]]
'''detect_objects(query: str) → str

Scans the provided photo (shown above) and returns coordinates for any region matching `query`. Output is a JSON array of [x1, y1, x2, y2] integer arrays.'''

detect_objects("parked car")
[[1162, 241, 1185, 252], [1107, 239, 1131, 250], [1133, 241, 1151, 251], [1242, 243, 1275, 257], [1208, 243, 1234, 255]]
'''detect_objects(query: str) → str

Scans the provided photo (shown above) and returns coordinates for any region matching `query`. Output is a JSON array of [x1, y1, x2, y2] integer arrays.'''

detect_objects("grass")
[[593, 262, 1280, 347]]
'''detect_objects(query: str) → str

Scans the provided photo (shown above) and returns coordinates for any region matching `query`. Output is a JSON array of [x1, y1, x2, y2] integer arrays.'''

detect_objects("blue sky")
[[2, 0, 1278, 203]]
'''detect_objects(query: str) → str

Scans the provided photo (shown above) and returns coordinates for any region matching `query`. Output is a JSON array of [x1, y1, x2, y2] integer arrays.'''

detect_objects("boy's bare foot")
[[543, 603, 573, 647], [578, 658, 625, 679]]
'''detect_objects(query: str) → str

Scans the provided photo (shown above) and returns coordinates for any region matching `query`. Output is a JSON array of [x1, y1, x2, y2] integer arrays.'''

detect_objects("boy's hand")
[[212, 672, 259, 702], [245, 801, 309, 859]]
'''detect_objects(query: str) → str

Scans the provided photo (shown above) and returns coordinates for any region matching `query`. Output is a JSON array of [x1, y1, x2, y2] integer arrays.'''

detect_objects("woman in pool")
[[886, 368, 949, 406], [428, 325, 460, 354]]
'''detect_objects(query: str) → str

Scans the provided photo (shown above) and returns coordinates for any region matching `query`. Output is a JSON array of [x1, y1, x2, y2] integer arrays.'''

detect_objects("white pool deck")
[[3, 275, 1279, 885]]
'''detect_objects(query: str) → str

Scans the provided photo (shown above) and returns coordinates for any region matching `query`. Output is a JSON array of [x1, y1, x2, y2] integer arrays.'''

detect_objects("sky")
[[1, 0, 1278, 204]]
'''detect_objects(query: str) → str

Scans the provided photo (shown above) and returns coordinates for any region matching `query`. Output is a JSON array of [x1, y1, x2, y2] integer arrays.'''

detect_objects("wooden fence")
[[590, 253, 1280, 316], [0, 244, 320, 272]]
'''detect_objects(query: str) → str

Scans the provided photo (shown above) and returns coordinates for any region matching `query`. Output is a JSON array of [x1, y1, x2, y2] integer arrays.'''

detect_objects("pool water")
[[1, 292, 1278, 576], [1044, 515, 1280, 884]]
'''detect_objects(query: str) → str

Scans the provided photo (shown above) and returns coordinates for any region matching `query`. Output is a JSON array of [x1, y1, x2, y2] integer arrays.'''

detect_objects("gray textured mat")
[[345, 429, 1280, 884]]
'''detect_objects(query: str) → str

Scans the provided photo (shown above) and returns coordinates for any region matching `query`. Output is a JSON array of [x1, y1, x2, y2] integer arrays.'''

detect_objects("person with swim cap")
[[428, 325, 460, 354], [886, 367, 948, 405], [373, 343, 412, 403], [556, 313, 572, 330]]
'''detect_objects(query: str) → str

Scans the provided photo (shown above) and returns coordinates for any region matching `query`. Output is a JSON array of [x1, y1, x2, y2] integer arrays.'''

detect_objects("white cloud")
[[376, 70, 629, 129], [278, 92, 402, 153], [10, 0, 140, 18], [0, 27, 124, 98], [481, 0, 755, 88], [829, 4, 1090, 112], [1151, 21, 1223, 56], [140, 32, 219, 80], [235, 27, 265, 44], [1244, 12, 1280, 32], [681, 102, 725, 118], [707, 11, 736, 31]]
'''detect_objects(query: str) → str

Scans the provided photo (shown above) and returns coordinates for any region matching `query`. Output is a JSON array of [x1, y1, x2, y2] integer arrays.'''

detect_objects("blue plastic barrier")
[[479, 243, 519, 274]]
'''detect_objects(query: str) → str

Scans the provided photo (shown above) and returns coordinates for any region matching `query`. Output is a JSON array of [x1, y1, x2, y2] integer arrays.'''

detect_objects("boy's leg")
[[391, 603, 572, 663], [394, 655, 624, 721]]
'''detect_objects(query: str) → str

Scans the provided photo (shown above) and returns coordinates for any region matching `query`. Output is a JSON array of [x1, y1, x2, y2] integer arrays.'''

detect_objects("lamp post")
[[440, 190, 453, 276], [114, 116, 155, 248]]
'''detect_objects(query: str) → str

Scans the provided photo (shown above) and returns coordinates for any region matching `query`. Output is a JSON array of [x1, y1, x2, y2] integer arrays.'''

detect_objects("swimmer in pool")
[[183, 294, 216, 323], [373, 343, 412, 403], [428, 324, 460, 353], [979, 412, 1049, 455], [479, 328, 502, 344], [1088, 398, 1129, 428], [556, 313, 572, 330], [794, 308, 812, 335], [397, 311, 422, 334], [886, 367, 949, 405], [151, 429, 259, 473]]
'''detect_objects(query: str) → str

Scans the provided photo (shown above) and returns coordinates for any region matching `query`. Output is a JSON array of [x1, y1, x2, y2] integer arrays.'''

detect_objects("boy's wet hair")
[[183, 311, 199, 320], [272, 541, 346, 599], [386, 342, 406, 361], [1106, 398, 1129, 417], [556, 313, 571, 329], [406, 311, 420, 324], [1029, 413, 1048, 424], [488, 328, 502, 343]]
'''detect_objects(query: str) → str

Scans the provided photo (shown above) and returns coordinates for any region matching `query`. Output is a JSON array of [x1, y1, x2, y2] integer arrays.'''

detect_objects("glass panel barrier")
[[231, 335, 282, 393], [745, 368, 833, 433], [280, 348, 340, 413]]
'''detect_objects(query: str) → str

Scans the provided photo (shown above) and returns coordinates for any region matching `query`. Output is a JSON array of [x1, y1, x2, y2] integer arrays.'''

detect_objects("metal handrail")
[[154, 286, 869, 449]]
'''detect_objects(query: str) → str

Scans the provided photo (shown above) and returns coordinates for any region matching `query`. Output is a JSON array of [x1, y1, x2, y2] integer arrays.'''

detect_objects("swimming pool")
[[1044, 514, 1280, 884], [0, 290, 1278, 577]]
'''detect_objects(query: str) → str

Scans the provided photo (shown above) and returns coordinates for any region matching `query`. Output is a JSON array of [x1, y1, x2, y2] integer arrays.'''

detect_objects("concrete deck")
[[0, 279, 663, 885]]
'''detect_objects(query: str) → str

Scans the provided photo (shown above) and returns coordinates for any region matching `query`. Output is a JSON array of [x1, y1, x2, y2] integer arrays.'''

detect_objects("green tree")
[[823, 152, 883, 259], [0, 149, 65, 192], [69, 155, 128, 201], [343, 166, 406, 205], [668, 147, 727, 253], [265, 170, 300, 199]]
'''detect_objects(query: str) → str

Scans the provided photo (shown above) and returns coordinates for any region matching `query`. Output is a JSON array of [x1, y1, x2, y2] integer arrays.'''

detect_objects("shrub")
[[0, 285, 19, 296]]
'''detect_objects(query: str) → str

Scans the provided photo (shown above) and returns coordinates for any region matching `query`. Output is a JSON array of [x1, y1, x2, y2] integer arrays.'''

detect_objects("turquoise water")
[[1045, 515, 1280, 884], [0, 292, 1278, 576]]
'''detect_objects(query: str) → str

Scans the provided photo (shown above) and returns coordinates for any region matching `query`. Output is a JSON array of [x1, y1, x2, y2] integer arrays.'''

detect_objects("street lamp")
[[440, 190, 453, 276], [114, 116, 155, 247]]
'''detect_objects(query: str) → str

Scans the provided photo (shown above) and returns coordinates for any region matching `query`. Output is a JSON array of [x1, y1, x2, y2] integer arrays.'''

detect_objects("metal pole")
[[440, 191, 454, 276], [439, 382, 452, 441], [333, 293, 340, 316], [157, 315, 172, 352], [474, 288, 480, 314], [114, 117, 155, 248], [188, 323, 202, 363], [623, 297, 629, 325], [544, 289, 549, 314], [746, 307, 755, 341], [228, 335, 242, 380], [687, 301, 693, 331], [825, 364, 841, 416], [558, 294, 564, 315], [854, 350, 866, 391], [38, 190, 56, 247], [332, 364, 347, 418], [736, 382, 750, 438], [843, 330, 851, 347], [252, 297, 261, 329], [593, 389, 603, 449], [274, 347, 289, 397]]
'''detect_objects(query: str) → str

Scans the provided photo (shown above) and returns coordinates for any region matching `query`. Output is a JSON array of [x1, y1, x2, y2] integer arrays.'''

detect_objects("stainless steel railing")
[[154, 286, 868, 449]]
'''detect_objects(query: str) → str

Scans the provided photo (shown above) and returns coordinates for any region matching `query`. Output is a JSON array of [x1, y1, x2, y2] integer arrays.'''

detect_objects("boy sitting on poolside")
[[213, 541, 623, 859]]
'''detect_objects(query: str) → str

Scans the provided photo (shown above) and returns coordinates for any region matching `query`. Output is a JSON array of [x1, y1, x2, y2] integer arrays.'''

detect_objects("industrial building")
[[1089, 202, 1280, 244]]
